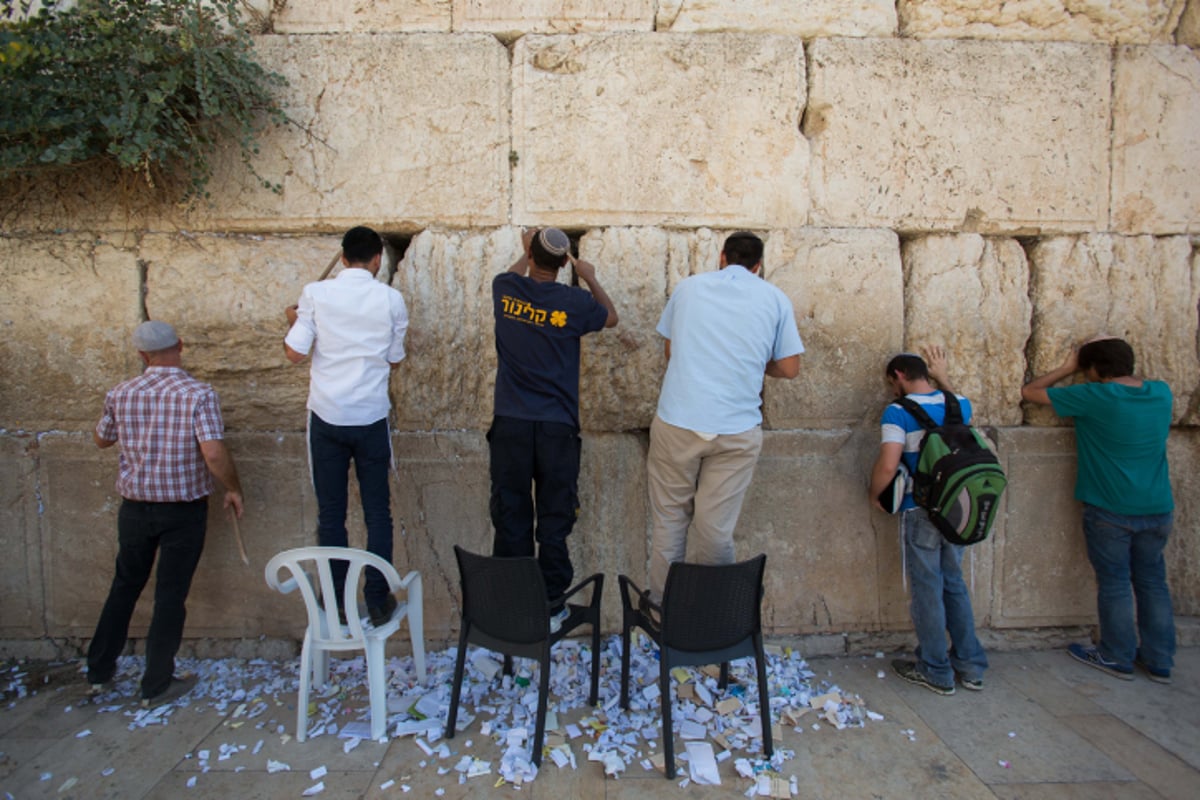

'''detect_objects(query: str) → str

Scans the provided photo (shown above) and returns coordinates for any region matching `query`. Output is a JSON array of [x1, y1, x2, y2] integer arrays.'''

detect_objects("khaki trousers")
[[646, 415, 763, 599]]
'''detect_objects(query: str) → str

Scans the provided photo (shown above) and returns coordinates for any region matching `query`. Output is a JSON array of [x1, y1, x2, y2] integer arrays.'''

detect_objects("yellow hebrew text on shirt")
[[500, 294, 567, 328]]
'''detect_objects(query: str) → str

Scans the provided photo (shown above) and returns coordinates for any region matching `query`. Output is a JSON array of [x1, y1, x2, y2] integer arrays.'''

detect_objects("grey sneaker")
[[892, 660, 955, 695], [141, 674, 197, 708], [548, 607, 570, 634], [1067, 644, 1133, 681]]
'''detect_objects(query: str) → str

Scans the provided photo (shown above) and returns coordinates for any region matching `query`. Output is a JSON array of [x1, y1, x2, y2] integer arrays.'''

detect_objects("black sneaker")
[[367, 594, 398, 627], [1134, 657, 1172, 685], [892, 659, 955, 695], [1067, 644, 1133, 681], [141, 674, 197, 708]]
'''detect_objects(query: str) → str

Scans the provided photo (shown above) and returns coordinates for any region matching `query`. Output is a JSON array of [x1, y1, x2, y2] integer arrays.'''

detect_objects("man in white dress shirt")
[[284, 226, 409, 626]]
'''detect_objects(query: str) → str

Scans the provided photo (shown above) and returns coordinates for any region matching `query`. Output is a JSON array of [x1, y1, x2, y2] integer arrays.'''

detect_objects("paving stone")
[[1062, 714, 1200, 800]]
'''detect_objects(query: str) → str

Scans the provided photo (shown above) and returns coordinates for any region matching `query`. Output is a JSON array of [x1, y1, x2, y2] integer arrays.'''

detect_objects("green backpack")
[[894, 392, 1007, 545]]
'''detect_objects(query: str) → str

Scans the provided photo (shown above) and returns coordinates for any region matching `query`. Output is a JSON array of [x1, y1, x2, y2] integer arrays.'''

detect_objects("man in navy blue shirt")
[[490, 228, 618, 630]]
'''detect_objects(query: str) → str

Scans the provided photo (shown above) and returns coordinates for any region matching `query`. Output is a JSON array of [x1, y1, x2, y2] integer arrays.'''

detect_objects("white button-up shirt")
[[285, 268, 408, 426]]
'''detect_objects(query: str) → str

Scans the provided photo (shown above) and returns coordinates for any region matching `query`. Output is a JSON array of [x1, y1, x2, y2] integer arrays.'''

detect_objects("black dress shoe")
[[367, 594, 398, 627]]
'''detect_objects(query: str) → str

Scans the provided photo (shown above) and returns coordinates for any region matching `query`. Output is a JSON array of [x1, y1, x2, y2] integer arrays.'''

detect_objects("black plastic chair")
[[619, 554, 772, 779], [444, 545, 603, 766]]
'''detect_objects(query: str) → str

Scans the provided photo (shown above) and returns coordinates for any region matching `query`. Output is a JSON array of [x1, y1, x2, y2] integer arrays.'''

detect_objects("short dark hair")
[[1078, 338, 1135, 378], [885, 353, 929, 382], [529, 231, 569, 270], [722, 231, 764, 269], [342, 226, 383, 264]]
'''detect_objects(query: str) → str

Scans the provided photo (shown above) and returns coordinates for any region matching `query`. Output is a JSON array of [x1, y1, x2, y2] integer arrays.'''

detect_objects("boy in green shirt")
[[1022, 337, 1175, 683]]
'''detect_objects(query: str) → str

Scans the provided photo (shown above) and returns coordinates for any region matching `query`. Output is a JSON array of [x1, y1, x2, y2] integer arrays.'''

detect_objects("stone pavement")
[[1, 647, 1198, 799]]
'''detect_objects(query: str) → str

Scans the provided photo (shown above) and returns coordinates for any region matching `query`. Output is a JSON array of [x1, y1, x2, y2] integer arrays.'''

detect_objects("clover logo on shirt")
[[550, 310, 567, 328]]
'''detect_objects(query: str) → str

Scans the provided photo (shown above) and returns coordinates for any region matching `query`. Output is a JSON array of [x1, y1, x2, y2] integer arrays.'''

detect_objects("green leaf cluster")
[[0, 0, 288, 200]]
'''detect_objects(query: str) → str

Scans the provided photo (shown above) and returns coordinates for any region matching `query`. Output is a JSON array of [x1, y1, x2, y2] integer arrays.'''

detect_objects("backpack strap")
[[894, 396, 937, 430], [895, 392, 963, 428]]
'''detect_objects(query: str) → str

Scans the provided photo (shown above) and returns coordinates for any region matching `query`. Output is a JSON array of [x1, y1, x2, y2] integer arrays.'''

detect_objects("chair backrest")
[[264, 546, 401, 645], [660, 554, 766, 653], [454, 546, 549, 645]]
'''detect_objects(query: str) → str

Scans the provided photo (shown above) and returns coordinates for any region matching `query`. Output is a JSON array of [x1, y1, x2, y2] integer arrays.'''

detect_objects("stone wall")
[[1, 0, 1198, 654]]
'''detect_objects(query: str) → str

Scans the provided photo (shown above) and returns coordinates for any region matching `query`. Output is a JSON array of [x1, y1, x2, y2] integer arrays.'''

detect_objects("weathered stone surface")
[[902, 235, 1031, 426], [274, 0, 451, 33], [992, 428, 1096, 627], [1167, 430, 1200, 616], [390, 230, 520, 433], [512, 33, 809, 228], [191, 34, 510, 231], [0, 236, 141, 432], [1111, 46, 1200, 234], [1180, 0, 1200, 45], [1026, 234, 1200, 426], [140, 233, 355, 432], [454, 0, 653, 34], [763, 228, 905, 429], [807, 38, 1111, 233], [898, 0, 1187, 43], [576, 228, 671, 431], [656, 0, 896, 37], [0, 436, 43, 638]]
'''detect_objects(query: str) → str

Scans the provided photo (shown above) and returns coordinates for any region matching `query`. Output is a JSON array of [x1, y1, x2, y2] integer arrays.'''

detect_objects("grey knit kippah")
[[132, 320, 179, 351], [537, 227, 571, 257]]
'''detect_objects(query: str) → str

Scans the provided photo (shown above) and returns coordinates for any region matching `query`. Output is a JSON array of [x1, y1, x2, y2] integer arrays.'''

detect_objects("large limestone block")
[[898, 0, 1187, 43], [1167, 430, 1200, 616], [0, 236, 141, 432], [390, 230, 510, 432], [807, 38, 1111, 234], [1111, 46, 1200, 234], [576, 228, 671, 431], [763, 228, 905, 429], [902, 235, 1031, 426], [739, 430, 889, 634], [0, 435, 44, 638], [140, 233, 356, 432], [192, 34, 510, 231], [275, 0, 451, 33], [1180, 0, 1200, 46], [454, 0, 653, 34], [1026, 234, 1200, 425], [512, 33, 809, 228], [992, 428, 1096, 627], [656, 0, 896, 36]]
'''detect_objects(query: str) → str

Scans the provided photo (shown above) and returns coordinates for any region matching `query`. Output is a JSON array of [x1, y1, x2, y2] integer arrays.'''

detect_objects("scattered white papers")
[[266, 760, 290, 773], [309, 766, 327, 781], [302, 781, 324, 796], [686, 742, 721, 785]]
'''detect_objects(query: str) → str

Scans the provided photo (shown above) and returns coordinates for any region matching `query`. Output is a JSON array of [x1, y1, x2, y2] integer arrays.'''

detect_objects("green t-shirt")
[[1047, 380, 1173, 515]]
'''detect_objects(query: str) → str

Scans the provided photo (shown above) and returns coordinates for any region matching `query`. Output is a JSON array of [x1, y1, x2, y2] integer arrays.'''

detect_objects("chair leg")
[[531, 647, 551, 768], [406, 596, 427, 683], [719, 661, 729, 691], [755, 638, 773, 757], [503, 655, 514, 676], [445, 628, 470, 740], [588, 613, 601, 706], [366, 637, 387, 741], [660, 656, 675, 780], [297, 634, 314, 743], [619, 623, 631, 710]]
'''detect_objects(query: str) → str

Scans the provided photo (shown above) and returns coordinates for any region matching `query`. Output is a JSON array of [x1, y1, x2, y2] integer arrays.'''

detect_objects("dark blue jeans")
[[309, 412, 394, 610], [488, 416, 581, 604], [1082, 504, 1175, 671], [87, 498, 207, 699]]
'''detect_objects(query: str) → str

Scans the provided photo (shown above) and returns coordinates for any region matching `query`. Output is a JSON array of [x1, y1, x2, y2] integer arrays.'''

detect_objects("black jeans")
[[309, 412, 394, 609], [488, 416, 581, 604], [87, 498, 207, 699]]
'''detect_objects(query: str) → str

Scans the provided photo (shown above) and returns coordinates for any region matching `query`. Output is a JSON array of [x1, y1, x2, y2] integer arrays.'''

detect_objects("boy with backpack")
[[869, 346, 989, 695]]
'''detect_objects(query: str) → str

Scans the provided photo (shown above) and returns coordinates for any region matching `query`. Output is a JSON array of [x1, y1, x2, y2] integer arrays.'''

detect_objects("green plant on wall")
[[0, 0, 288, 201]]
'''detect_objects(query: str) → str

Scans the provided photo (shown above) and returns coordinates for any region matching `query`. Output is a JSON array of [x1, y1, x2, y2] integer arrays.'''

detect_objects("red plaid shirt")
[[96, 367, 225, 502]]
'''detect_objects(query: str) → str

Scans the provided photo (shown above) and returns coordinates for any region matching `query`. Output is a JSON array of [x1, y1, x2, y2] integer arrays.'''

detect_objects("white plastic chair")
[[264, 546, 426, 742]]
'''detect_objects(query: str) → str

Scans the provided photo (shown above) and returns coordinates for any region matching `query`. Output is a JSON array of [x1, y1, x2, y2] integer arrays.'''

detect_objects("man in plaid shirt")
[[86, 321, 243, 707]]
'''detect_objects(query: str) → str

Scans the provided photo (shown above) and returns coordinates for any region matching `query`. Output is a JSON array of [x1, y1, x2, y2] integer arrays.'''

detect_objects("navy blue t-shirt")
[[492, 271, 609, 428]]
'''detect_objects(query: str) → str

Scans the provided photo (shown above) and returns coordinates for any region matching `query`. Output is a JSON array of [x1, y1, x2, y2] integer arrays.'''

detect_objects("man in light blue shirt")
[[646, 231, 804, 599]]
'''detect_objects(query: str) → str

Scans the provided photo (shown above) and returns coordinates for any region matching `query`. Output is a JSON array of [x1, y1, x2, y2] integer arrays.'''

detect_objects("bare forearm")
[[200, 440, 242, 494]]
